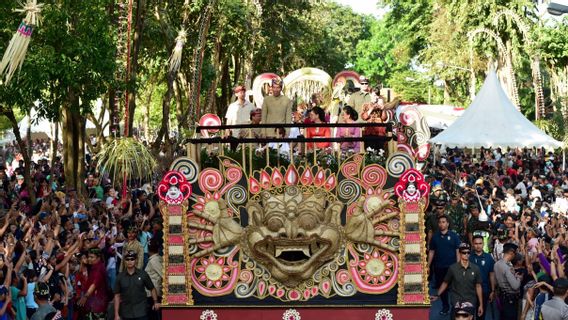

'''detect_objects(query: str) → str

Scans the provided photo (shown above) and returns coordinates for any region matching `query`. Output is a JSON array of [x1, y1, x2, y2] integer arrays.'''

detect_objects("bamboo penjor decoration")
[[168, 29, 187, 73], [0, 0, 44, 84]]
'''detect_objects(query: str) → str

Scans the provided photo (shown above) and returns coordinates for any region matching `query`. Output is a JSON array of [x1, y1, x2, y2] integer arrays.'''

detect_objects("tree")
[[0, 0, 116, 195]]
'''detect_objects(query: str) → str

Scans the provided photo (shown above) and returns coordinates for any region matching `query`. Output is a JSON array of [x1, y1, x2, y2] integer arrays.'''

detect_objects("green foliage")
[[534, 111, 566, 142], [96, 137, 157, 186], [0, 0, 116, 120]]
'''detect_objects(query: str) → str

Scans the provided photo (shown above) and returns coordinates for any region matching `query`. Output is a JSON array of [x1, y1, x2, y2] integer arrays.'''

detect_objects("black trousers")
[[434, 266, 450, 311], [499, 293, 519, 320], [477, 291, 490, 320]]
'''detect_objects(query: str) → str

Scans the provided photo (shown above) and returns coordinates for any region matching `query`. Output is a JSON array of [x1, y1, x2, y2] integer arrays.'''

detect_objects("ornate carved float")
[[160, 108, 431, 319]]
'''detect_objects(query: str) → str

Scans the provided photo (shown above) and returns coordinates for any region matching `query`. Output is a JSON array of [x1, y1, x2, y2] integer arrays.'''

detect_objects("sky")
[[334, 0, 386, 18]]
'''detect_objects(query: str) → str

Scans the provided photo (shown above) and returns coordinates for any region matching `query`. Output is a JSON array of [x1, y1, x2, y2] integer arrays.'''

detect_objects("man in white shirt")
[[514, 175, 527, 199], [225, 84, 255, 137]]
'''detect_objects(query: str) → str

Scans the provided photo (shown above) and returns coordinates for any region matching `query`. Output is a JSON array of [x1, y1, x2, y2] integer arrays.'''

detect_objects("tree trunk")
[[2, 107, 36, 205], [62, 93, 87, 195], [443, 80, 451, 105], [62, 108, 76, 193], [144, 81, 155, 142], [50, 122, 58, 170], [220, 59, 230, 115], [152, 71, 175, 151], [205, 39, 224, 114], [126, 0, 147, 136]]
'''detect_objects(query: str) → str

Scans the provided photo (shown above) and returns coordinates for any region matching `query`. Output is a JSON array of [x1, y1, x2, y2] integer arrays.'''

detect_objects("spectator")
[[145, 242, 162, 320], [539, 277, 568, 320], [31, 282, 56, 320], [119, 227, 144, 272], [82, 248, 109, 319]]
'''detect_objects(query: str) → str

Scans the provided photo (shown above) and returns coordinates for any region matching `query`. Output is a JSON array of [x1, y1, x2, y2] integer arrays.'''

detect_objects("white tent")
[[430, 71, 563, 150], [0, 99, 110, 145]]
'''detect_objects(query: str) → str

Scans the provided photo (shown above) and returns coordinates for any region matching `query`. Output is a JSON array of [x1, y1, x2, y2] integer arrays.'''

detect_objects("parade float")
[[158, 79, 433, 319]]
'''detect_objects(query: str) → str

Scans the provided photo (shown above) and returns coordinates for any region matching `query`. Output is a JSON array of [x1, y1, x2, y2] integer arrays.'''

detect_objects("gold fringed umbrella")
[[168, 29, 187, 73], [0, 0, 44, 84]]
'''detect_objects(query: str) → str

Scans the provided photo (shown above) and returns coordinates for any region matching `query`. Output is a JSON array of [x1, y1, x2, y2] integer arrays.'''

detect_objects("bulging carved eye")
[[266, 217, 283, 232], [298, 214, 317, 231]]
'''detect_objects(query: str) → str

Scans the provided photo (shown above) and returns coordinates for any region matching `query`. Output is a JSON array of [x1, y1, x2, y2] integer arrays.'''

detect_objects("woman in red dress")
[[305, 106, 331, 150]]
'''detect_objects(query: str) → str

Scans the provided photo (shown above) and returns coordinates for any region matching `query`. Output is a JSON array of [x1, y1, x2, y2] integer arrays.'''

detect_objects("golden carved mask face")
[[244, 186, 343, 287]]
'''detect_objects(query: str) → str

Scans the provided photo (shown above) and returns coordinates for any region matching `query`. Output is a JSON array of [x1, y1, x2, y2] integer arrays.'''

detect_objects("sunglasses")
[[125, 258, 136, 261], [460, 251, 471, 255]]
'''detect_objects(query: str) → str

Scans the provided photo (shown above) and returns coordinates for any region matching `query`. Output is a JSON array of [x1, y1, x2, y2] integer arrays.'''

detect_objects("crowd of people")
[[2, 75, 568, 320], [0, 142, 164, 320], [427, 147, 568, 320]]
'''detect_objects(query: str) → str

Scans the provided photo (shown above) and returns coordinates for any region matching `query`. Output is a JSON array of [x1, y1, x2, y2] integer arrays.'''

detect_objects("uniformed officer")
[[438, 243, 483, 318]]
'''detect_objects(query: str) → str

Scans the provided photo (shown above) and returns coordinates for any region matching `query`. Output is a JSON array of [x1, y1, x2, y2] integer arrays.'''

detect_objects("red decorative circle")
[[199, 114, 222, 133]]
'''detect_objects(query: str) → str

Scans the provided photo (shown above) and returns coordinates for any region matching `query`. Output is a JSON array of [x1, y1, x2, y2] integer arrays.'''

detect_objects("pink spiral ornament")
[[335, 269, 351, 286], [341, 155, 362, 178], [361, 165, 387, 189], [199, 169, 223, 192], [239, 270, 254, 284]]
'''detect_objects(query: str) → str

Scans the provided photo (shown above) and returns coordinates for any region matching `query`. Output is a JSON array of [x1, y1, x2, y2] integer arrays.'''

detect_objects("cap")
[[467, 202, 480, 210], [250, 108, 262, 116], [39, 211, 50, 220], [359, 76, 369, 84], [34, 282, 50, 297], [553, 277, 568, 289], [432, 185, 442, 192], [433, 198, 447, 207], [124, 250, 137, 260], [458, 243, 471, 252], [16, 175, 24, 180], [271, 78, 283, 86], [454, 301, 475, 316], [233, 85, 246, 93]]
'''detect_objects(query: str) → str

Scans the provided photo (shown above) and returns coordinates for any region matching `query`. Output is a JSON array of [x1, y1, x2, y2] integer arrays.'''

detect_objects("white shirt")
[[515, 181, 527, 199], [225, 99, 255, 136]]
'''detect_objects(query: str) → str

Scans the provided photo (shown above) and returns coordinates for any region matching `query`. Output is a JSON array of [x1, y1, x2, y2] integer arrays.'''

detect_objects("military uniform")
[[447, 203, 465, 238], [347, 90, 371, 117]]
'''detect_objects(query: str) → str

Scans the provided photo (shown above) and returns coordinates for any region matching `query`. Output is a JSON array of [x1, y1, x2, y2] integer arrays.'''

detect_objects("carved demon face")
[[244, 186, 343, 287]]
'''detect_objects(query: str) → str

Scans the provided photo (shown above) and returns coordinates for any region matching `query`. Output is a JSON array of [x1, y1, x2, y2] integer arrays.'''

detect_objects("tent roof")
[[430, 71, 563, 149]]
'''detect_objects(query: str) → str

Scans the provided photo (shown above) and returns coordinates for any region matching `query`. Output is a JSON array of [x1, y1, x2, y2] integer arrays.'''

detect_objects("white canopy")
[[430, 71, 563, 149], [1, 100, 109, 145]]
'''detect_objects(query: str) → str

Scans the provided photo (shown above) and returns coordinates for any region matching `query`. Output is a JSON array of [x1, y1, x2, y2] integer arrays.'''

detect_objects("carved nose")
[[278, 220, 305, 239]]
